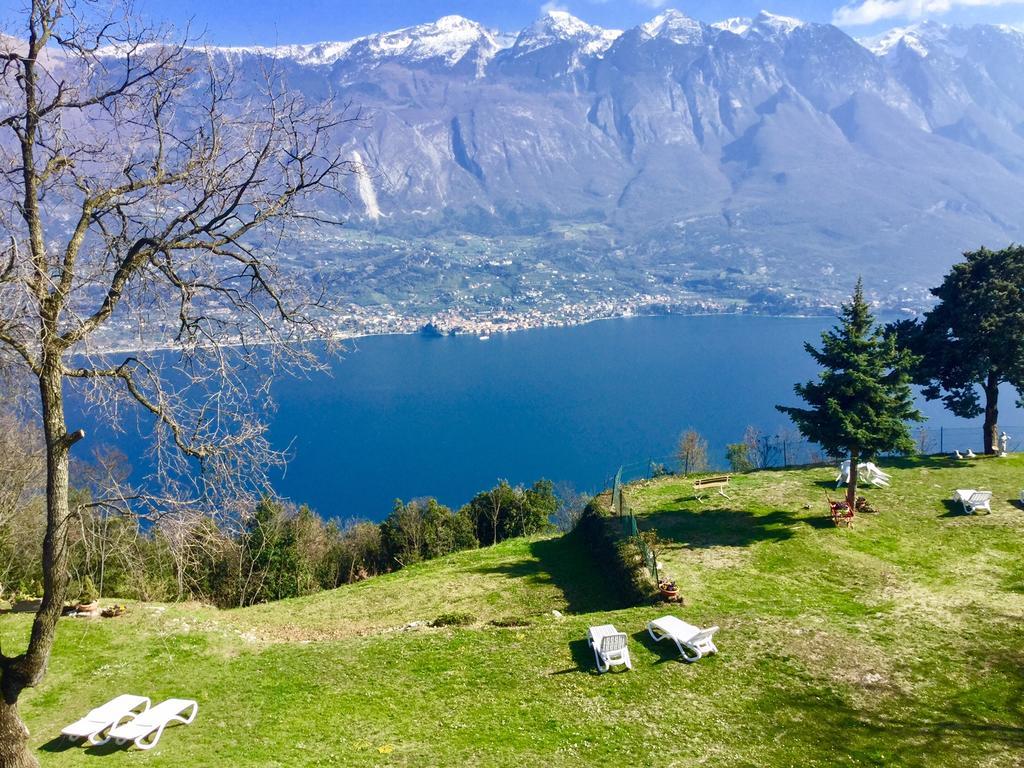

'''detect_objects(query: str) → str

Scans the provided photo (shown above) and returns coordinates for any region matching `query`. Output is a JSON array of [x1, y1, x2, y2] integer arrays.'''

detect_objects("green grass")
[[4, 456, 1024, 766]]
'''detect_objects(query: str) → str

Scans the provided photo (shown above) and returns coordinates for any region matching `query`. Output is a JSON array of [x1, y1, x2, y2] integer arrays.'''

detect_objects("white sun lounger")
[[954, 489, 992, 515], [648, 615, 719, 663], [61, 694, 151, 745], [587, 624, 632, 673], [836, 461, 891, 488], [107, 698, 198, 750]]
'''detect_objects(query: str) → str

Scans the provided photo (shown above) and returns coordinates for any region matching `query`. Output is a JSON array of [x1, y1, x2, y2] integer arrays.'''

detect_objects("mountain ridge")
[[43, 9, 1024, 314]]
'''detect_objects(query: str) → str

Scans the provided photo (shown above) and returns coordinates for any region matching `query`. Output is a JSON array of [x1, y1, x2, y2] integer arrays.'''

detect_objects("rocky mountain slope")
[[124, 11, 1024, 309]]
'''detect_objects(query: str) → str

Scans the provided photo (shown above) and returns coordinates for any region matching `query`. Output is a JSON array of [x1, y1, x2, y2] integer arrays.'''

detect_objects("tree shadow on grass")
[[776, 647, 1024, 764], [471, 528, 633, 614], [778, 693, 1024, 765], [638, 507, 801, 548], [884, 454, 965, 471]]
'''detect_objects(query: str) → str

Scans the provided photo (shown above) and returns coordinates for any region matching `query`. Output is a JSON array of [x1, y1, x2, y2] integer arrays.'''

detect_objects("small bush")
[[78, 575, 99, 603], [726, 442, 755, 472], [488, 616, 532, 628], [430, 612, 476, 627]]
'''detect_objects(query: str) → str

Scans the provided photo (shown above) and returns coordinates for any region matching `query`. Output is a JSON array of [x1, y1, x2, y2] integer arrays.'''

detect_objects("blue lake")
[[75, 315, 1024, 521], [261, 314, 1023, 519]]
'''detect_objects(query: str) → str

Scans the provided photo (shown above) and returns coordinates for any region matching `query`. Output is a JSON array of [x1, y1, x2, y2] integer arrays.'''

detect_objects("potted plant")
[[75, 576, 100, 613], [658, 579, 679, 601]]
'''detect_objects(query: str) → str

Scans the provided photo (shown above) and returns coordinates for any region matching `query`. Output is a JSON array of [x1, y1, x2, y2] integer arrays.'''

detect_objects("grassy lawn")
[[4, 456, 1023, 766]]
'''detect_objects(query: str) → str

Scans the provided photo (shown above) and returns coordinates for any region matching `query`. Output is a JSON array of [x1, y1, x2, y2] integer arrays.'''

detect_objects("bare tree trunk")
[[846, 449, 859, 511], [0, 698, 34, 768], [983, 370, 999, 455], [0, 361, 77, 767]]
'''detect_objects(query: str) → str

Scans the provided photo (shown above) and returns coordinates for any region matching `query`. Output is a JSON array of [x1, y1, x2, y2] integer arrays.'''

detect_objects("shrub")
[[382, 498, 478, 569], [488, 617, 532, 628], [574, 505, 658, 605], [726, 442, 755, 472], [78, 575, 99, 603], [461, 479, 555, 546], [431, 612, 477, 627]]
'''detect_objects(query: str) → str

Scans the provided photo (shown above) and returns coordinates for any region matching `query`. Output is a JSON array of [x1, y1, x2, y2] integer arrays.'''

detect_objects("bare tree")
[[0, 2, 357, 763], [676, 429, 709, 475], [775, 425, 802, 468], [0, 408, 43, 534], [743, 425, 778, 469], [0, 405, 44, 601], [552, 481, 588, 532]]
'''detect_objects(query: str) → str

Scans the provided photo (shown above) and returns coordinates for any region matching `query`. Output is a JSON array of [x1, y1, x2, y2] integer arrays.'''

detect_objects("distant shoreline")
[[84, 305, 871, 357]]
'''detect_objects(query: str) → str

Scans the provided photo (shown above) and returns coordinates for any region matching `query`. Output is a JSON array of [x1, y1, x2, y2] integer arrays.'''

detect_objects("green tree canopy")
[[890, 245, 1024, 454], [461, 480, 555, 546], [778, 280, 922, 508]]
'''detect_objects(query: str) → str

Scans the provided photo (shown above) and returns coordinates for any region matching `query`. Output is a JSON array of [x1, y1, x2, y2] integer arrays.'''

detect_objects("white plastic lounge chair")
[[647, 615, 719, 663], [954, 489, 992, 515], [587, 624, 632, 673], [107, 698, 198, 750], [835, 461, 851, 487], [836, 461, 890, 488], [967, 449, 977, 459], [862, 462, 891, 487], [954, 450, 964, 459], [61, 694, 151, 745]]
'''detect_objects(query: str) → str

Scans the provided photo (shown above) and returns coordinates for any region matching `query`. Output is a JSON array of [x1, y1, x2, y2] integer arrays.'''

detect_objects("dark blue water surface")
[[73, 315, 1024, 520]]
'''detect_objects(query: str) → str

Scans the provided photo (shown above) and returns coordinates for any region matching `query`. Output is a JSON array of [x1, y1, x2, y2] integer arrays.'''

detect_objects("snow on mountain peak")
[[755, 11, 806, 32], [860, 26, 930, 57], [354, 15, 499, 66], [641, 9, 705, 45], [712, 17, 752, 36], [214, 15, 500, 68], [513, 10, 621, 56], [541, 10, 595, 37], [858, 21, 957, 59]]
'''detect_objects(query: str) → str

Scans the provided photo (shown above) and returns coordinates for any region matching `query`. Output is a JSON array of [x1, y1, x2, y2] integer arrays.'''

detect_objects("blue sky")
[[7, 0, 1024, 46]]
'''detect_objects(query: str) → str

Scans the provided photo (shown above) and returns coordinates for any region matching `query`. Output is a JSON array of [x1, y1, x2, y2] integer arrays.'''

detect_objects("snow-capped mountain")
[[509, 11, 620, 57], [640, 9, 707, 45], [220, 15, 507, 73], [113, 10, 1024, 297], [490, 11, 620, 77]]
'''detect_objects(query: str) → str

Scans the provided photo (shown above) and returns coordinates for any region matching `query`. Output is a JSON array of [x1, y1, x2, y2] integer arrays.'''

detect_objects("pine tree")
[[778, 280, 922, 510], [891, 245, 1024, 454]]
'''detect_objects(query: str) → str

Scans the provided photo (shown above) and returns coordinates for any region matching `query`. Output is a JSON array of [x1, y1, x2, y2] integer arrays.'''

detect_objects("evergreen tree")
[[890, 245, 1024, 454], [778, 280, 922, 509]]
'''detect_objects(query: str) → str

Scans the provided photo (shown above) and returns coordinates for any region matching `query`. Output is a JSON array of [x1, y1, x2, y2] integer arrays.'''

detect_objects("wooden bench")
[[692, 475, 731, 502]]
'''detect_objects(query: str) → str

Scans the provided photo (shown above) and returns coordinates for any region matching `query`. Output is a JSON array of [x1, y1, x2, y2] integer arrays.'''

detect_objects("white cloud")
[[833, 0, 1024, 26], [541, 1, 570, 13]]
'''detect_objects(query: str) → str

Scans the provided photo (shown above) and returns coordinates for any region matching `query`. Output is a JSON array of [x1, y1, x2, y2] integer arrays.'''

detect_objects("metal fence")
[[607, 425, 1024, 486], [611, 466, 658, 583], [915, 425, 1023, 456]]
